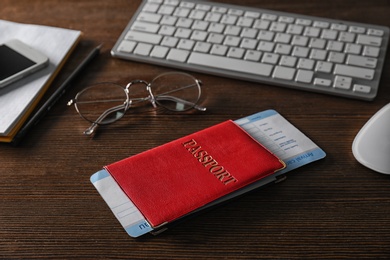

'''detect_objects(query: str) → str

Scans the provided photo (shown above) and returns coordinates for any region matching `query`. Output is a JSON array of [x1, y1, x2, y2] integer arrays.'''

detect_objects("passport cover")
[[105, 120, 285, 228]]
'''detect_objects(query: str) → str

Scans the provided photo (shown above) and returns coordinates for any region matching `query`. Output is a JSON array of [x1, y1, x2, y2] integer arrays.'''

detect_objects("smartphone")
[[0, 39, 49, 88]]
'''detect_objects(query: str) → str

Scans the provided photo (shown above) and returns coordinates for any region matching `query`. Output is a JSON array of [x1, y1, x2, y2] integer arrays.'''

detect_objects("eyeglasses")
[[67, 72, 206, 135]]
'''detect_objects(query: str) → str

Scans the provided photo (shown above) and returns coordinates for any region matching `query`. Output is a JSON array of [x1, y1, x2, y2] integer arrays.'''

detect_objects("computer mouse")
[[352, 103, 390, 174]]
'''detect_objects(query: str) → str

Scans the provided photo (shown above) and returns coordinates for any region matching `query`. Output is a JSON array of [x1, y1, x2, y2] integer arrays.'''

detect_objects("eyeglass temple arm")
[[83, 103, 127, 135]]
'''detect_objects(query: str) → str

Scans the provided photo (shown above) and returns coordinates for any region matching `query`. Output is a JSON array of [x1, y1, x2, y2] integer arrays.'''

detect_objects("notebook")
[[0, 20, 81, 142]]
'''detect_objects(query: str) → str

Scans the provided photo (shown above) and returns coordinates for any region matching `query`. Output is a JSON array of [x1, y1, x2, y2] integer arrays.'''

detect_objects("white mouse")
[[352, 103, 390, 174]]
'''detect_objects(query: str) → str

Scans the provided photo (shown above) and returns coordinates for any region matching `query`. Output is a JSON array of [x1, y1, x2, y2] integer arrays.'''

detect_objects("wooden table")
[[1, 0, 390, 258]]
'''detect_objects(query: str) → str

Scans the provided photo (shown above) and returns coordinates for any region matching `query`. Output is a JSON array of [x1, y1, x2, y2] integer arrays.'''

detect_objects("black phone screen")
[[0, 45, 36, 80]]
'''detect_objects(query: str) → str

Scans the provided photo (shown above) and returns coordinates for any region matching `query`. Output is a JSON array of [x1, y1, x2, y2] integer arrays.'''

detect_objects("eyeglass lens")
[[74, 83, 128, 125], [149, 72, 201, 111]]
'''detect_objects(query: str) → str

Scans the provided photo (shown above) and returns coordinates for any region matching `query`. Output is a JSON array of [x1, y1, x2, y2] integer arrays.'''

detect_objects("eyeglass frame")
[[67, 72, 206, 135]]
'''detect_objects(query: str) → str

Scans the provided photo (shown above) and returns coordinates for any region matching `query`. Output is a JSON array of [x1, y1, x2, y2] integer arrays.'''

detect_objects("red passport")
[[105, 120, 285, 228]]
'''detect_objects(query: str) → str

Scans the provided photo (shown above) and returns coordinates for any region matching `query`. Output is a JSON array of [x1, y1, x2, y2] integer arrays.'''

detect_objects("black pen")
[[12, 44, 102, 145]]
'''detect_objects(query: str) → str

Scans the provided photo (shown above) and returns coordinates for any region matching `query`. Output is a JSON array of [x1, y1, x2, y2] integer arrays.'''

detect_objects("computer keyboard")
[[111, 0, 389, 101]]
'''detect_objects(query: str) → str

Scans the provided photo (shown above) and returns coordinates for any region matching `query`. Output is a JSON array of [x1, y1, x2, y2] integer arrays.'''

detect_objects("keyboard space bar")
[[187, 52, 273, 77]]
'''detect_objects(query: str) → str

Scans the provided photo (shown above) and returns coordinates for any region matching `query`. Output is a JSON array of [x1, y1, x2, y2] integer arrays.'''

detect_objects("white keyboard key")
[[132, 21, 160, 33], [207, 33, 224, 44], [159, 25, 176, 36], [280, 56, 297, 67], [125, 31, 162, 44], [296, 18, 311, 26], [158, 5, 175, 15], [150, 46, 170, 58], [240, 38, 258, 49], [304, 27, 321, 37], [228, 9, 244, 16], [161, 16, 177, 26], [118, 40, 136, 53], [137, 12, 162, 23], [237, 17, 254, 27], [349, 26, 365, 34], [328, 52, 345, 63], [177, 39, 195, 50], [353, 84, 371, 94], [196, 4, 211, 11], [161, 36, 179, 47], [292, 46, 309, 58], [212, 6, 228, 14], [315, 61, 333, 73], [258, 30, 275, 41], [310, 49, 327, 60], [334, 64, 375, 80], [291, 35, 309, 46], [296, 69, 314, 83], [211, 44, 228, 56], [180, 2, 195, 8], [367, 28, 384, 37], [254, 20, 270, 30], [334, 76, 352, 90], [286, 24, 303, 35], [221, 14, 238, 25], [175, 28, 192, 38], [279, 16, 294, 24], [326, 41, 344, 52], [274, 33, 291, 43], [143, 3, 160, 13], [313, 21, 329, 28], [309, 38, 326, 49], [262, 53, 279, 64], [357, 34, 382, 47], [347, 55, 377, 69], [177, 18, 193, 28], [134, 43, 153, 56], [331, 23, 347, 31], [191, 30, 208, 41], [273, 66, 296, 80], [363, 46, 380, 58], [241, 28, 258, 39], [338, 32, 356, 43], [298, 58, 315, 70], [188, 52, 273, 76], [190, 9, 207, 20], [244, 50, 262, 61], [192, 20, 209, 30], [224, 25, 241, 36], [227, 47, 245, 59], [193, 42, 211, 53], [174, 7, 191, 17], [208, 23, 226, 33], [224, 36, 241, 47], [321, 29, 338, 40], [270, 22, 287, 32], [314, 78, 332, 87], [262, 13, 277, 21], [345, 43, 362, 54], [258, 41, 275, 52], [245, 11, 260, 19], [167, 49, 190, 62], [165, 0, 179, 6], [275, 44, 292, 55]]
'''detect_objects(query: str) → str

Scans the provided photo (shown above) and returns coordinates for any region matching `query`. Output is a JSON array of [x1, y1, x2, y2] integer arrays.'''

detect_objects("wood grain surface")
[[1, 0, 390, 258]]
